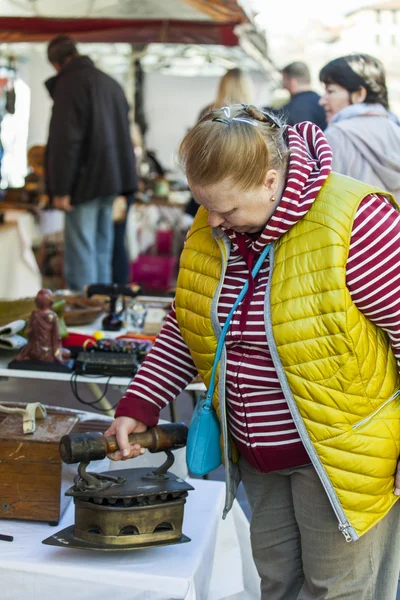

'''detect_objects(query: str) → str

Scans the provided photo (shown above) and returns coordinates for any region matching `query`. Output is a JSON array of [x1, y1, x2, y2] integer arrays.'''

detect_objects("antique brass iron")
[[42, 423, 194, 551]]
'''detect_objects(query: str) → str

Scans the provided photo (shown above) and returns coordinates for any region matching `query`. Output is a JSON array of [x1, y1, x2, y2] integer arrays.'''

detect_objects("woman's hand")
[[103, 416, 148, 461]]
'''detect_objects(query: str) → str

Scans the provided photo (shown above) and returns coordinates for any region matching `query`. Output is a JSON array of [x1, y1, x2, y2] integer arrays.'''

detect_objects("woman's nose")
[[319, 95, 327, 107], [208, 212, 224, 228]]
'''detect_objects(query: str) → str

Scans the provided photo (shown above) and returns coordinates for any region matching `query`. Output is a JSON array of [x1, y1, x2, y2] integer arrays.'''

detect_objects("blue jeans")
[[64, 196, 116, 291]]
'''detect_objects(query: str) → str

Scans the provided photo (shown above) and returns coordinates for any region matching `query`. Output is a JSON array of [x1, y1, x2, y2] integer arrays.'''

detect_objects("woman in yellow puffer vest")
[[106, 105, 400, 599]]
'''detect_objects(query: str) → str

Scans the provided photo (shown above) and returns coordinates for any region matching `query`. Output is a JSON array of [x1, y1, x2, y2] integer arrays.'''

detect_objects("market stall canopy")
[[0, 0, 257, 45]]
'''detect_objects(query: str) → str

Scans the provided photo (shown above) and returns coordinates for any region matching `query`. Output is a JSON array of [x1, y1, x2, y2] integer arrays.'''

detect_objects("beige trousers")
[[239, 458, 400, 600]]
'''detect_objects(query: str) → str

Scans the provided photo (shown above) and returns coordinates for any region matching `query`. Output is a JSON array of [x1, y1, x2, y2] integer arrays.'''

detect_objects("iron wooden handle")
[[59, 422, 188, 464]]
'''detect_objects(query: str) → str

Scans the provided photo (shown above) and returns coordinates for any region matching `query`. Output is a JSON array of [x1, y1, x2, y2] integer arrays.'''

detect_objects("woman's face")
[[190, 174, 280, 235], [319, 83, 351, 123]]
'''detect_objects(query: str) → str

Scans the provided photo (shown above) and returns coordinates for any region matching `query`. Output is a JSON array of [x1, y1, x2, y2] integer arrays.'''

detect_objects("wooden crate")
[[0, 407, 112, 524]]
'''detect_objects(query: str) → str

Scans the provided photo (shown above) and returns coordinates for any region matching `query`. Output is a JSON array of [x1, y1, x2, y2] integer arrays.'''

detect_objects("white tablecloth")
[[4, 210, 42, 248], [0, 478, 260, 600], [0, 222, 42, 300]]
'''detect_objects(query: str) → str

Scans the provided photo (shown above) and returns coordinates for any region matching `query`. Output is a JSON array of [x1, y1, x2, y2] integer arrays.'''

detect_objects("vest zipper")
[[352, 390, 400, 430], [264, 246, 358, 542], [338, 524, 353, 542]]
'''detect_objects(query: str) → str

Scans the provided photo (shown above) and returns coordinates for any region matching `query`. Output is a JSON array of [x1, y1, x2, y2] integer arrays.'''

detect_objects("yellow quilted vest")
[[176, 172, 400, 539], [175, 210, 227, 421]]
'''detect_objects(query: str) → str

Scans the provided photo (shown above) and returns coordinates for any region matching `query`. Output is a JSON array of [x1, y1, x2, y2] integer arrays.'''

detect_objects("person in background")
[[185, 67, 255, 219], [105, 104, 400, 598], [319, 53, 400, 200], [198, 67, 254, 121], [112, 194, 134, 285], [45, 35, 138, 292], [112, 122, 144, 285], [280, 61, 326, 129]]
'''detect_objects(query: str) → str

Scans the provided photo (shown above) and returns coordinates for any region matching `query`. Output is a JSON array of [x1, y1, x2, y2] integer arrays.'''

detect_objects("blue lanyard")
[[203, 242, 272, 408]]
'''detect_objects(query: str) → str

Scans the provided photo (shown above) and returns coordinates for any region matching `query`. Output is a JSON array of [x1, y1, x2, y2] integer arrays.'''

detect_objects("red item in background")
[[156, 229, 174, 254], [130, 255, 177, 291], [0, 18, 241, 46], [117, 333, 157, 343], [62, 332, 96, 348]]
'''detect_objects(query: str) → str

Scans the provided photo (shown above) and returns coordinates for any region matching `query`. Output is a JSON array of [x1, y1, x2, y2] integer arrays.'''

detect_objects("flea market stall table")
[[0, 477, 260, 600], [0, 296, 206, 417]]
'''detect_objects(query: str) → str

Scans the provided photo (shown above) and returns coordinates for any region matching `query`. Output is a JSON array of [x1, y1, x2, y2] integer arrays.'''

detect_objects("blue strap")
[[203, 242, 272, 407]]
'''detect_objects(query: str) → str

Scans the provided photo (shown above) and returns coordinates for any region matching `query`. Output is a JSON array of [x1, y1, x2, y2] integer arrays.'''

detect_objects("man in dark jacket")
[[280, 62, 326, 130], [45, 35, 137, 291]]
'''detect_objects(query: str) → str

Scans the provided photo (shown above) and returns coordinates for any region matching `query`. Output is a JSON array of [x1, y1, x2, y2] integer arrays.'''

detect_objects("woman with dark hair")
[[319, 53, 400, 199]]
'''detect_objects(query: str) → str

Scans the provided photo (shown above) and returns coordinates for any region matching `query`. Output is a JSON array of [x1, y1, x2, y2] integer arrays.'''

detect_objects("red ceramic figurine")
[[15, 289, 71, 364]]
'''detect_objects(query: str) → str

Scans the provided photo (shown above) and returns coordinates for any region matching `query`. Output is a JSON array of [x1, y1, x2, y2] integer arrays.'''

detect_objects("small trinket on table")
[[9, 289, 73, 372]]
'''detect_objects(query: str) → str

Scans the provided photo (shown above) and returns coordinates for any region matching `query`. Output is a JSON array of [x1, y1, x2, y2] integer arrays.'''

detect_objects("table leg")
[[84, 382, 115, 417], [190, 390, 199, 410], [169, 399, 178, 423]]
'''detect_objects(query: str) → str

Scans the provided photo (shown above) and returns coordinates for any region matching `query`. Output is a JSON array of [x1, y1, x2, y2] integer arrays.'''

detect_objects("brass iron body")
[[42, 423, 194, 551]]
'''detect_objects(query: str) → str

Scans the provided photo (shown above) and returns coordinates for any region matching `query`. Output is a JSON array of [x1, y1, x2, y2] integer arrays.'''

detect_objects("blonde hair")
[[214, 68, 254, 108], [179, 105, 288, 191]]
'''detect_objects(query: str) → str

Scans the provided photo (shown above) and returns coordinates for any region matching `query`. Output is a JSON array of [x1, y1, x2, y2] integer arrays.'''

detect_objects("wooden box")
[[0, 407, 112, 524]]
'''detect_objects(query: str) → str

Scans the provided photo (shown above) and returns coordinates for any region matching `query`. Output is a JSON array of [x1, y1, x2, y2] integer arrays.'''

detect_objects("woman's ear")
[[264, 169, 278, 194], [350, 86, 367, 104]]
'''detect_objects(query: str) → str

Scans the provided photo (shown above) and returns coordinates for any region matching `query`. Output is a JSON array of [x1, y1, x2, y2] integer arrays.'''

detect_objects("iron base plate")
[[42, 525, 191, 551]]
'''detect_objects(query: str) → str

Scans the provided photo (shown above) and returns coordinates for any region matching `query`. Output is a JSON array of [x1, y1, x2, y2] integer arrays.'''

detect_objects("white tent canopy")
[[0, 0, 274, 183], [0, 0, 272, 73], [0, 0, 259, 47], [0, 0, 215, 20]]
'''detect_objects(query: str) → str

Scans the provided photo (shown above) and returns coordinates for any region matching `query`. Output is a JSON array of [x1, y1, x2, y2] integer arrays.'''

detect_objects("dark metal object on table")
[[74, 350, 139, 377], [73, 461, 126, 492], [42, 423, 193, 551], [60, 423, 187, 464], [86, 283, 141, 331]]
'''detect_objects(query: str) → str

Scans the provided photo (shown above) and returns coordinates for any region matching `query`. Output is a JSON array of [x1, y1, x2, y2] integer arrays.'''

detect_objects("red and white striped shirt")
[[116, 123, 400, 473]]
